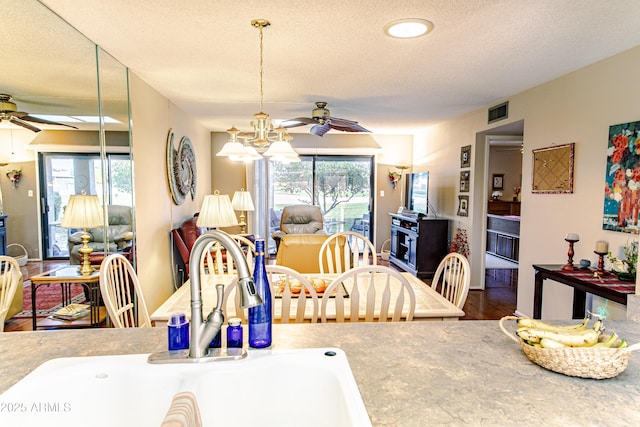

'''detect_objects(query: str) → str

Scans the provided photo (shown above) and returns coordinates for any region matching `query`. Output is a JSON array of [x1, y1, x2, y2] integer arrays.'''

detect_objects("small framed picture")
[[492, 173, 504, 190], [457, 195, 469, 217], [460, 171, 470, 192], [460, 145, 471, 168]]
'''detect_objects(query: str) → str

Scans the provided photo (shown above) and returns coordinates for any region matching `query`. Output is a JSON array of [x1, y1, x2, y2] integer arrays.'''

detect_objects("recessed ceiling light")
[[384, 18, 434, 39]]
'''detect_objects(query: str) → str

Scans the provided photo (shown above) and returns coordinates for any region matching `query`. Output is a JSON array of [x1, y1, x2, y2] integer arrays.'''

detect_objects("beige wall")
[[130, 74, 211, 313], [416, 45, 640, 320]]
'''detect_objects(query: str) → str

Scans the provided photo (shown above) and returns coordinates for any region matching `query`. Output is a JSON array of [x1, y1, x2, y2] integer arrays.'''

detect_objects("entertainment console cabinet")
[[389, 213, 449, 278]]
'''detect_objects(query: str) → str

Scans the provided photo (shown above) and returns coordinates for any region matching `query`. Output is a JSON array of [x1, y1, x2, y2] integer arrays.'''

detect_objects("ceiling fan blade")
[[328, 117, 370, 133], [310, 123, 331, 137], [19, 114, 79, 129], [9, 116, 41, 132], [281, 117, 318, 128]]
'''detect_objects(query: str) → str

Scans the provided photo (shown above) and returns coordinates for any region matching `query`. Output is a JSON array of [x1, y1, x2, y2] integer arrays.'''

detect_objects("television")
[[405, 172, 429, 216]]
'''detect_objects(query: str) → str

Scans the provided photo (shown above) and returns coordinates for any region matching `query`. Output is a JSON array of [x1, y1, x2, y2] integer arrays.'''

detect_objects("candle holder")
[[562, 237, 579, 271], [594, 250, 607, 274]]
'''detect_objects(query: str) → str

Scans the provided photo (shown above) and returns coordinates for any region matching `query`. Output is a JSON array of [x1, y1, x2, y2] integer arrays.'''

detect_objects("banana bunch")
[[515, 317, 627, 349]]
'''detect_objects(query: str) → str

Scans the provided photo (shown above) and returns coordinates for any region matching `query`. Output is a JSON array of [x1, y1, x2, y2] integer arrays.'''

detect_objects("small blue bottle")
[[249, 239, 272, 348], [167, 312, 189, 351], [227, 318, 243, 348], [209, 330, 222, 348]]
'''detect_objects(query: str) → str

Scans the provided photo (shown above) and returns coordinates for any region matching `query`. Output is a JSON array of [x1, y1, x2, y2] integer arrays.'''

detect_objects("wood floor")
[[3, 260, 517, 332]]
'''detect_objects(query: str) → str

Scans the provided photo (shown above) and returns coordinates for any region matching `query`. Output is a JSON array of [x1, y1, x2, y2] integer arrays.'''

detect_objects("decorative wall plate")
[[166, 129, 197, 205]]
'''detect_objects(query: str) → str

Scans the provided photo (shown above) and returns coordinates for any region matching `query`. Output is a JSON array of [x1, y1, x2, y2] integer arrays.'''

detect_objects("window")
[[269, 155, 374, 254]]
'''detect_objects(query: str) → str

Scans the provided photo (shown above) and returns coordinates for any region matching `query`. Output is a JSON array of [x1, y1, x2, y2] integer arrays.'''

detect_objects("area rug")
[[485, 254, 519, 270], [13, 281, 87, 318]]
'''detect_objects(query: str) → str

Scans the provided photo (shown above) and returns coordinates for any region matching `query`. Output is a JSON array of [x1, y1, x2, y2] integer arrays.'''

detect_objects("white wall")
[[130, 74, 211, 312], [416, 45, 640, 319]]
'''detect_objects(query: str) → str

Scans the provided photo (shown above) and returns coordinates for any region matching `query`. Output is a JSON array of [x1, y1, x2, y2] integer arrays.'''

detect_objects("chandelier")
[[216, 19, 299, 163]]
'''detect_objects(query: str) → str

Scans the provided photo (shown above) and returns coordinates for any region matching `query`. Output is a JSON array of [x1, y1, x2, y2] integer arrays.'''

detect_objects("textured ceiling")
[[10, 1, 640, 135]]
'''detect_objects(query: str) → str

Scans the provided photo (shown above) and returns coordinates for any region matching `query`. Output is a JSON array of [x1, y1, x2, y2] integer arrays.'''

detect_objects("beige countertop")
[[1, 321, 640, 426]]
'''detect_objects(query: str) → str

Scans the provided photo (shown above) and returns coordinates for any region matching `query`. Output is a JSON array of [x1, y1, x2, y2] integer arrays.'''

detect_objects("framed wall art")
[[460, 145, 471, 168], [457, 195, 469, 217], [531, 142, 575, 194], [460, 171, 470, 192], [492, 174, 504, 190], [603, 121, 640, 233]]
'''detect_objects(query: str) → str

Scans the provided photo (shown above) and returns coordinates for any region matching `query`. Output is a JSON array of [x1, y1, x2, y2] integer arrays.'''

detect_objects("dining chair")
[[266, 265, 319, 323], [200, 235, 256, 276], [318, 231, 377, 274], [0, 256, 22, 332], [222, 266, 319, 324], [99, 253, 151, 328], [321, 265, 416, 322], [431, 252, 470, 309]]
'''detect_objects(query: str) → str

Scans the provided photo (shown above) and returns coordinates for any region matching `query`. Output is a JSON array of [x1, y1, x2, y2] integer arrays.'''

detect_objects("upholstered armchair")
[[68, 205, 134, 264], [271, 205, 326, 250]]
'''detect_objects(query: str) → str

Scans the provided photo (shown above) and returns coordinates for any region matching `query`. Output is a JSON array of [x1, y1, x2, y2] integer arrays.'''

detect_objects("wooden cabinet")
[[486, 214, 520, 262], [389, 214, 448, 278], [487, 200, 520, 216]]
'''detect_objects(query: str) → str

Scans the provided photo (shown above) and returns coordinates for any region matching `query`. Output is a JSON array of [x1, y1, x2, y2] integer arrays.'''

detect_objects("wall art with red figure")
[[604, 120, 640, 233]]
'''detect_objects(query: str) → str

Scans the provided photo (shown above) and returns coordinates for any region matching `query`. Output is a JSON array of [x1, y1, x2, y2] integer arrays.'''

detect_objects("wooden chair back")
[[431, 252, 470, 309], [321, 265, 415, 323], [99, 253, 151, 328], [319, 231, 377, 274], [0, 256, 22, 332], [200, 235, 255, 276], [266, 265, 319, 323]]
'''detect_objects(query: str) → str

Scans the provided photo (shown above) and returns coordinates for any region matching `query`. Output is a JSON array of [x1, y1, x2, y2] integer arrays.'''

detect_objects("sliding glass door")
[[269, 155, 374, 254], [39, 152, 132, 259]]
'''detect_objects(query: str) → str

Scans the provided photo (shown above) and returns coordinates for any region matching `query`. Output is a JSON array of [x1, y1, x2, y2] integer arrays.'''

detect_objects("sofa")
[[68, 205, 134, 264], [272, 205, 326, 250], [171, 215, 254, 285]]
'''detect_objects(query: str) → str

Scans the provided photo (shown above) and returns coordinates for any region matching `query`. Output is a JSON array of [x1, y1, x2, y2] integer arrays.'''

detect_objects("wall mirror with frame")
[[0, 0, 133, 264]]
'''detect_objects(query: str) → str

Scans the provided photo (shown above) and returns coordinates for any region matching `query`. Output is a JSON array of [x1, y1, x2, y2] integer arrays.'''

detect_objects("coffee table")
[[30, 266, 106, 330]]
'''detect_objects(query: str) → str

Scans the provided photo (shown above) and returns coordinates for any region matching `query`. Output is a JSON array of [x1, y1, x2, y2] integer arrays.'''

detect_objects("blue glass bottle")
[[248, 239, 272, 348], [167, 312, 189, 351]]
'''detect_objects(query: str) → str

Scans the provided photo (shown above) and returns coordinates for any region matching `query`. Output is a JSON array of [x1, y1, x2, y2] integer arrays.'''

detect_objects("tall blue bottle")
[[248, 239, 272, 348]]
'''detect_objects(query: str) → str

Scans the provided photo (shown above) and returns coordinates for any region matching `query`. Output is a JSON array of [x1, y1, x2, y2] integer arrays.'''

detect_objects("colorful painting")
[[603, 120, 640, 233]]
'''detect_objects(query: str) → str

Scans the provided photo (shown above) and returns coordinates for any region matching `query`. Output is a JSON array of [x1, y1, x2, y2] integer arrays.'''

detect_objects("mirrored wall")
[[0, 0, 133, 263]]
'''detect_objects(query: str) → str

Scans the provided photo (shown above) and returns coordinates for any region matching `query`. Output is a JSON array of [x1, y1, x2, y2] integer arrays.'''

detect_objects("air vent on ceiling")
[[488, 101, 509, 124]]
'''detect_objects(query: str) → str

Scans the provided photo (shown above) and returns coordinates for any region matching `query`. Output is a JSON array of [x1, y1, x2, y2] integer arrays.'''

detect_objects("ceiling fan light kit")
[[216, 19, 299, 162]]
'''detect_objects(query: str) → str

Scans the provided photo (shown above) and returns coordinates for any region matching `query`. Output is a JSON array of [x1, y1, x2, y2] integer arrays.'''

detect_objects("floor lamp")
[[61, 193, 104, 275]]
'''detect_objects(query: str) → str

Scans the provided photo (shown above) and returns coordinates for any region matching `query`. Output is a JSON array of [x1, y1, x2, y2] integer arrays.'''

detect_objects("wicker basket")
[[380, 239, 391, 261], [499, 316, 640, 379], [6, 243, 28, 267]]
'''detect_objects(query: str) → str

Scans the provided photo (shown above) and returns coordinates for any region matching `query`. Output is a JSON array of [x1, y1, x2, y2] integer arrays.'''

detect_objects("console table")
[[532, 264, 635, 319], [30, 266, 105, 330]]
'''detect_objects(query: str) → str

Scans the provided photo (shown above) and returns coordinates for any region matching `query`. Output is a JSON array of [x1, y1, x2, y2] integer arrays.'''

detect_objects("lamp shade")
[[60, 194, 104, 228], [197, 192, 239, 228], [231, 190, 255, 212]]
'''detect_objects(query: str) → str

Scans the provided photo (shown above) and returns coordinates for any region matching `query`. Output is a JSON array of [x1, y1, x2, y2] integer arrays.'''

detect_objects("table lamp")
[[61, 193, 104, 275], [231, 188, 255, 234], [196, 191, 239, 229]]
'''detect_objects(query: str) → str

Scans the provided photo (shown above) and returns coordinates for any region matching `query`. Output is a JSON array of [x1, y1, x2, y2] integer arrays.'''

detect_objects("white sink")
[[0, 348, 370, 427]]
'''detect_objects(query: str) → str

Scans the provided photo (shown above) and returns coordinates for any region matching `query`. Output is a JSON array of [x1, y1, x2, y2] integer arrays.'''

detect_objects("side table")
[[30, 266, 105, 330]]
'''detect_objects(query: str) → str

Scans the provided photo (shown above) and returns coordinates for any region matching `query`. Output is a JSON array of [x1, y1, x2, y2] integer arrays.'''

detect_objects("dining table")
[[150, 271, 464, 327]]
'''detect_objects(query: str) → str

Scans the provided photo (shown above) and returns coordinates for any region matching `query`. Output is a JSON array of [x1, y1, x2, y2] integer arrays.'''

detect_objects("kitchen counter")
[[1, 321, 640, 426]]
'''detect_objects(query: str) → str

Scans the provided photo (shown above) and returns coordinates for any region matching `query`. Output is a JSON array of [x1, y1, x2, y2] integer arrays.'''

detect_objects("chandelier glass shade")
[[216, 19, 298, 162]]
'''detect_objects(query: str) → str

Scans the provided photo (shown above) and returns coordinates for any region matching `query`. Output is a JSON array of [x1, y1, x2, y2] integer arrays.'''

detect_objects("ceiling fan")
[[0, 93, 78, 132], [282, 101, 370, 137]]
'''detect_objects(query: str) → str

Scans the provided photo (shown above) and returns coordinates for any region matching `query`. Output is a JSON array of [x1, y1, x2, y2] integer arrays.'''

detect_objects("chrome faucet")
[[149, 230, 262, 363]]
